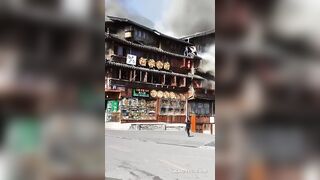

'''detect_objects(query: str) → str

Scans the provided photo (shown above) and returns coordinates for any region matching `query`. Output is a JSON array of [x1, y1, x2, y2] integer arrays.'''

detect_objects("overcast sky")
[[105, 0, 215, 37]]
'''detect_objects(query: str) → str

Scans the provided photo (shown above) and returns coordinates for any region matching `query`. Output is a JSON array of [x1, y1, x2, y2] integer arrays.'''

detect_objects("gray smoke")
[[156, 0, 215, 37], [105, 0, 154, 28], [198, 45, 215, 76], [155, 0, 215, 76]]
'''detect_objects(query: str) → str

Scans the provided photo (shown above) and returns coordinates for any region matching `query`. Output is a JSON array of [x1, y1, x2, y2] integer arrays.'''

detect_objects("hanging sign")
[[139, 57, 147, 66], [126, 54, 137, 65], [107, 100, 119, 112], [132, 89, 150, 97], [148, 59, 155, 68]]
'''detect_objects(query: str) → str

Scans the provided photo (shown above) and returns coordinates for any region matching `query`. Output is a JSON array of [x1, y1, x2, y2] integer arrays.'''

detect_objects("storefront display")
[[120, 98, 156, 120], [190, 102, 211, 115], [107, 88, 187, 121], [160, 99, 186, 115]]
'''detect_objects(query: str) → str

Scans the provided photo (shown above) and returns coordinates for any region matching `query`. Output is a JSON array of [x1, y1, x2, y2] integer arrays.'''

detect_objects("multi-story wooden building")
[[181, 30, 215, 134], [105, 16, 204, 124]]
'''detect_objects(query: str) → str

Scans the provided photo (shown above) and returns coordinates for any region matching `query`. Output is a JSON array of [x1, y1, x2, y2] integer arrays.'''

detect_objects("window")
[[135, 70, 141, 81], [117, 46, 123, 56], [177, 77, 186, 87], [165, 75, 172, 86], [120, 98, 156, 120], [152, 74, 161, 84], [190, 102, 211, 115], [160, 99, 185, 115], [121, 69, 130, 80], [110, 67, 120, 79]]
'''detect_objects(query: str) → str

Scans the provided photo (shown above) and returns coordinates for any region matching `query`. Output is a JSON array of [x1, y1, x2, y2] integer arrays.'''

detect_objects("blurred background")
[[216, 0, 320, 180], [0, 0, 105, 179]]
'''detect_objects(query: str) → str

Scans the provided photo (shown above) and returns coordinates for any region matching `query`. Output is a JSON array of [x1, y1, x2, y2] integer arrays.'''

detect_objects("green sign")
[[107, 100, 119, 112], [132, 89, 150, 97]]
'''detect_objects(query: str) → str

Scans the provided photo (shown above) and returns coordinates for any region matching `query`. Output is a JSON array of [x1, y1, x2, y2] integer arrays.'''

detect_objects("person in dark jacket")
[[185, 118, 191, 137]]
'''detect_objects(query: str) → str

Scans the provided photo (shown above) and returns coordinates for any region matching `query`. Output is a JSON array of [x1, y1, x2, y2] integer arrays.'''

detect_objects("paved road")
[[105, 130, 215, 180]]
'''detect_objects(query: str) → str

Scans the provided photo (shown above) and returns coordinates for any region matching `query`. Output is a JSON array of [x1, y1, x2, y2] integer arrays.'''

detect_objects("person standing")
[[185, 118, 191, 137]]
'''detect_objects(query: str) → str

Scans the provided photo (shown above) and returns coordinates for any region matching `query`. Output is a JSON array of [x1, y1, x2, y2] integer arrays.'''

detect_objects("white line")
[[158, 159, 187, 171], [108, 145, 132, 153]]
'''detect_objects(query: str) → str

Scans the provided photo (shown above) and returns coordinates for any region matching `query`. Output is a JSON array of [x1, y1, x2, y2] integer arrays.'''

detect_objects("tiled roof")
[[180, 29, 215, 40], [106, 16, 192, 45]]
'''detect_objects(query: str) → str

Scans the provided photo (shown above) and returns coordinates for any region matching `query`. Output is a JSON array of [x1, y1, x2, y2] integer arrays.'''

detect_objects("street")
[[105, 130, 215, 180]]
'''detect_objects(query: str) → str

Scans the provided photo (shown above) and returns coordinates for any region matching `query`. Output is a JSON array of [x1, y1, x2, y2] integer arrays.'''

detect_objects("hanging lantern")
[[156, 61, 164, 70], [139, 57, 147, 66], [157, 91, 164, 98], [148, 59, 155, 68], [163, 62, 170, 70], [150, 90, 157, 98]]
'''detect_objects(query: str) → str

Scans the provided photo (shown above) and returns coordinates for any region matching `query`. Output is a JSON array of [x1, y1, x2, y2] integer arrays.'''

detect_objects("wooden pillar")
[[140, 71, 142, 82], [130, 70, 133, 81], [162, 74, 166, 85], [143, 72, 148, 82], [191, 114, 196, 132]]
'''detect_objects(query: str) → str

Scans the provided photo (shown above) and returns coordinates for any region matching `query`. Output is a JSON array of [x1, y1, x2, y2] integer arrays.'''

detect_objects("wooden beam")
[[162, 74, 166, 85], [171, 76, 177, 86], [143, 72, 148, 82], [140, 71, 142, 82], [129, 70, 132, 81], [151, 73, 153, 83]]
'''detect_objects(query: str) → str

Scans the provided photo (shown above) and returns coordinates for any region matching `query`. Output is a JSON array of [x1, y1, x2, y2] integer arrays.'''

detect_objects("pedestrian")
[[185, 118, 191, 137]]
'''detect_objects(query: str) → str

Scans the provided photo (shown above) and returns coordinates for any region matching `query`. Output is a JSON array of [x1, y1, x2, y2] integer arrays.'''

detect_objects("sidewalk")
[[106, 130, 214, 148], [105, 122, 185, 131]]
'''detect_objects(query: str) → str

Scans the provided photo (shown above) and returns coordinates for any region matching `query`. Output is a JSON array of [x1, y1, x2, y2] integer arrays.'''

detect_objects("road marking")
[[158, 159, 187, 171], [108, 145, 132, 153]]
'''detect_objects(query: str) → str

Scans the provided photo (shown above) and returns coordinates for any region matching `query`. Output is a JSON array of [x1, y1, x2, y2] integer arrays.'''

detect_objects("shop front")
[[105, 87, 188, 123], [188, 99, 215, 134]]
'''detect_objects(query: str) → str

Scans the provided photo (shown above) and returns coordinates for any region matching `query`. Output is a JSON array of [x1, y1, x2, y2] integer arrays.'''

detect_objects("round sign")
[[148, 59, 155, 68], [157, 91, 164, 98], [164, 62, 170, 70], [156, 61, 164, 69], [150, 90, 157, 98], [139, 57, 147, 66], [164, 91, 170, 99]]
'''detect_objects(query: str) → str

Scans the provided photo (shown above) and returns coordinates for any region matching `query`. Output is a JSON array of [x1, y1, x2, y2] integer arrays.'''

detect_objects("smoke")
[[270, 0, 320, 50], [105, 0, 154, 28], [154, 0, 215, 76], [198, 45, 215, 76], [155, 0, 214, 37]]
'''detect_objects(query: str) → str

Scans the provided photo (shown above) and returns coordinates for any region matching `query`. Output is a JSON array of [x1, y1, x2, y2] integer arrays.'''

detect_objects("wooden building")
[[181, 30, 215, 134], [105, 16, 203, 124]]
